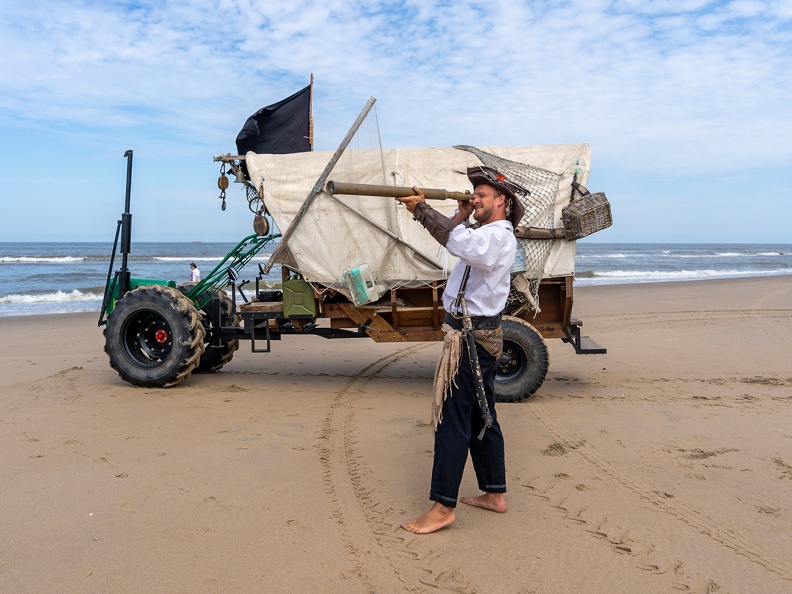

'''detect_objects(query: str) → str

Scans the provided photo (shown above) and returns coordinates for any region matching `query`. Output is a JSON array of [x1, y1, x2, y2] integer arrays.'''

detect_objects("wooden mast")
[[309, 73, 314, 151]]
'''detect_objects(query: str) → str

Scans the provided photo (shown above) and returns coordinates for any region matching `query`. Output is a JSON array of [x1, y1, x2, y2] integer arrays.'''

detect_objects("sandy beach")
[[1, 276, 790, 593]]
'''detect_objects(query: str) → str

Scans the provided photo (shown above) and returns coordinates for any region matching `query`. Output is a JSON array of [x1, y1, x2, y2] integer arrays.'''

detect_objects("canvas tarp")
[[245, 144, 590, 292]]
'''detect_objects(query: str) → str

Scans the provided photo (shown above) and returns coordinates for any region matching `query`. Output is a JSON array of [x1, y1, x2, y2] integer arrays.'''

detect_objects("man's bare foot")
[[400, 502, 456, 534], [460, 492, 507, 513]]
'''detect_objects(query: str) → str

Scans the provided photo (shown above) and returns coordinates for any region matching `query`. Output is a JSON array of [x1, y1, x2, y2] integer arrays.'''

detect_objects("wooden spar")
[[514, 226, 567, 240], [326, 181, 472, 201], [309, 73, 314, 151], [264, 96, 378, 274]]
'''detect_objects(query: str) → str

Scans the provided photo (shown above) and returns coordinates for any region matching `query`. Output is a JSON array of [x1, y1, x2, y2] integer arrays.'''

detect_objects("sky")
[[0, 0, 790, 243]]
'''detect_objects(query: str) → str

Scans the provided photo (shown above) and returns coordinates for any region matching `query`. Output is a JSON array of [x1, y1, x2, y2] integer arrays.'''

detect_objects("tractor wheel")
[[494, 316, 549, 403], [104, 285, 205, 387], [188, 287, 241, 373]]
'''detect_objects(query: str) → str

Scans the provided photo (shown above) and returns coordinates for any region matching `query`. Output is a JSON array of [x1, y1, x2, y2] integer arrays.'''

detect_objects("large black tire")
[[190, 288, 241, 374], [495, 316, 549, 403], [104, 285, 205, 387]]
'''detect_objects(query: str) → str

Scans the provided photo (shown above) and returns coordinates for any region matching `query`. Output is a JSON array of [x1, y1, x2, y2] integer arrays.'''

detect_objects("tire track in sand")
[[316, 343, 478, 594], [587, 308, 792, 332], [530, 401, 792, 583]]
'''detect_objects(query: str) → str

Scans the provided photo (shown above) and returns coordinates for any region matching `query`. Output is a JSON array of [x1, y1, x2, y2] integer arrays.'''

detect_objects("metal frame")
[[562, 324, 607, 355]]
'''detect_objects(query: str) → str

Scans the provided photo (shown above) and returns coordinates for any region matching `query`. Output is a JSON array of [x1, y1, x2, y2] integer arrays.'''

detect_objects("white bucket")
[[511, 245, 527, 275]]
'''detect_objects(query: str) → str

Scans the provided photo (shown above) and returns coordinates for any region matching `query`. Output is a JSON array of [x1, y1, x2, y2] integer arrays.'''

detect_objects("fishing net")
[[454, 145, 560, 313]]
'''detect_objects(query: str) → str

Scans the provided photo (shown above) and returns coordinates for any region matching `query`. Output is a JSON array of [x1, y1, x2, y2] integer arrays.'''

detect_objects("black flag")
[[235, 85, 311, 156]]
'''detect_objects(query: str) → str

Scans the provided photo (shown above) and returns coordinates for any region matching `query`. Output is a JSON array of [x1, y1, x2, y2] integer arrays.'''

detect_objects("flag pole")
[[309, 73, 314, 151]]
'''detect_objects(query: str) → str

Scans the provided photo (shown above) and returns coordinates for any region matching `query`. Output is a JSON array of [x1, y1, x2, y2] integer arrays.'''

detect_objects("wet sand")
[[1, 276, 790, 593]]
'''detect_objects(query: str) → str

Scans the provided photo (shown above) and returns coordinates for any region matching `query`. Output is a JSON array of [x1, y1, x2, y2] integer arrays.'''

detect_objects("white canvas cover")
[[245, 144, 590, 294]]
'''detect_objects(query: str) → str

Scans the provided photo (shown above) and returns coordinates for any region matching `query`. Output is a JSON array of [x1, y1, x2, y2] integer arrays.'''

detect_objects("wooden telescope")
[[326, 181, 472, 201]]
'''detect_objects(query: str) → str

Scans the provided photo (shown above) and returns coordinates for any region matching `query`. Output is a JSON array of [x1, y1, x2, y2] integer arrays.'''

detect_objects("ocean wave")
[[0, 253, 274, 264], [0, 256, 87, 263], [154, 256, 226, 262], [153, 254, 272, 262], [578, 251, 788, 260], [594, 268, 788, 278], [575, 253, 632, 259], [579, 269, 791, 284], [0, 290, 103, 304]]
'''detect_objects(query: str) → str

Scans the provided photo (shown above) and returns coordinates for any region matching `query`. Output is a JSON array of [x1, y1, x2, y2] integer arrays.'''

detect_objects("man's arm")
[[397, 187, 471, 246]]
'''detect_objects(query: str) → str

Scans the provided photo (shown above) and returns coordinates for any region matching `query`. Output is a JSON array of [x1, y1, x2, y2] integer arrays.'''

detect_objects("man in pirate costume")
[[396, 166, 525, 534]]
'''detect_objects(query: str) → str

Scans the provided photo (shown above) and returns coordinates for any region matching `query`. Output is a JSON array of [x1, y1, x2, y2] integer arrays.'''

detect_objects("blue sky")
[[1, 0, 790, 243]]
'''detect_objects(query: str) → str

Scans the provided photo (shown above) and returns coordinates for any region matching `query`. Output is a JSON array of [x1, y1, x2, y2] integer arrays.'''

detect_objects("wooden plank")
[[337, 303, 408, 342], [532, 323, 566, 339], [239, 301, 284, 313], [325, 302, 439, 317], [396, 328, 444, 342], [394, 309, 438, 327], [390, 289, 399, 331], [563, 275, 574, 326], [323, 303, 351, 318]]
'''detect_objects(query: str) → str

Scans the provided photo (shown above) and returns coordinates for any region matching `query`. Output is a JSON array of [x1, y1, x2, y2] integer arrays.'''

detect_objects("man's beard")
[[473, 205, 492, 223]]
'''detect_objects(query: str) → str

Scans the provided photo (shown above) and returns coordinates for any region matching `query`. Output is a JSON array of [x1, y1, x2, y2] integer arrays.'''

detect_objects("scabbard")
[[455, 264, 494, 440], [463, 325, 494, 440]]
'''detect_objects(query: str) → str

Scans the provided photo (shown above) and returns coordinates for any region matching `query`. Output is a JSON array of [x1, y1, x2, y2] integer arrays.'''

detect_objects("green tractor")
[[99, 150, 279, 387]]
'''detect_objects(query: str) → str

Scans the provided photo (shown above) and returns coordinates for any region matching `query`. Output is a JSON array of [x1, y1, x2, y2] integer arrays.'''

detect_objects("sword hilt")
[[477, 412, 493, 440]]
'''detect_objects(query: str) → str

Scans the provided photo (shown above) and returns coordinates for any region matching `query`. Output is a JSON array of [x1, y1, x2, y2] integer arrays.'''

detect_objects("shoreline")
[[1, 275, 791, 592], [1, 272, 791, 321]]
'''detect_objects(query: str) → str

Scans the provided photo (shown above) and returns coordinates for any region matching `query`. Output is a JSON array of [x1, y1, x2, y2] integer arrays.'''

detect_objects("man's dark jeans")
[[429, 339, 506, 507]]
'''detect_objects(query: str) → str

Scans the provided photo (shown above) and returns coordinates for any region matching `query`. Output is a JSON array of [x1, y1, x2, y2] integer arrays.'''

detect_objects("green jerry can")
[[282, 277, 317, 318]]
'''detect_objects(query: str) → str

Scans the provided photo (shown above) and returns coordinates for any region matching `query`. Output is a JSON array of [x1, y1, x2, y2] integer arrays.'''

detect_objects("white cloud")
[[0, 0, 790, 241]]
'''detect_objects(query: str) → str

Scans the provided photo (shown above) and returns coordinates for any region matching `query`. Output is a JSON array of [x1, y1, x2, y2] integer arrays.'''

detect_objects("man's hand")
[[395, 187, 426, 214], [456, 192, 474, 220]]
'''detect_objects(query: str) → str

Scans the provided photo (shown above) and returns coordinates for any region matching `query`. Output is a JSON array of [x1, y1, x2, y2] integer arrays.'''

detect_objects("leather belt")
[[445, 312, 502, 331]]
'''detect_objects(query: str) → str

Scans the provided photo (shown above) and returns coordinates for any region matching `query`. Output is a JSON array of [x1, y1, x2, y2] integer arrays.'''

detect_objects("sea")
[[0, 242, 790, 318]]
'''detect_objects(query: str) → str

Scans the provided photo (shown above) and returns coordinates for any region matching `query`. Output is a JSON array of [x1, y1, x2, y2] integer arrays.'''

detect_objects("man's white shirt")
[[442, 220, 517, 317]]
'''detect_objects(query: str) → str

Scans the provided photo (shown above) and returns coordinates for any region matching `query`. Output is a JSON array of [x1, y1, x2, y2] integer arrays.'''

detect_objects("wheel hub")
[[497, 344, 526, 382], [139, 319, 171, 358], [122, 313, 174, 364]]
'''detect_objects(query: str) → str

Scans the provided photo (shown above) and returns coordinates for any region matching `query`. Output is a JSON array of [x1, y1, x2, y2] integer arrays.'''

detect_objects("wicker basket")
[[562, 188, 612, 241]]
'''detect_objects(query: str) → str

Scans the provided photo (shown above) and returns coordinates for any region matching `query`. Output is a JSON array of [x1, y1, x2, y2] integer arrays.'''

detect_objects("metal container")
[[511, 244, 527, 275]]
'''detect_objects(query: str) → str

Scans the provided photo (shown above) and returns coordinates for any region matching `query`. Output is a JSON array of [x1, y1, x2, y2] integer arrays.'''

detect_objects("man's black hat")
[[466, 166, 527, 227]]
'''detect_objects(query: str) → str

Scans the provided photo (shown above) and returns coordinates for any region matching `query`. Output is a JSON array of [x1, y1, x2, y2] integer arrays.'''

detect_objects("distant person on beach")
[[190, 263, 201, 282], [395, 166, 523, 534]]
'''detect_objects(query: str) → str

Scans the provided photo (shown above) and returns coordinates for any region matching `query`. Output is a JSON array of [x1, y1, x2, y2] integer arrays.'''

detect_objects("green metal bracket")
[[186, 233, 281, 309]]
